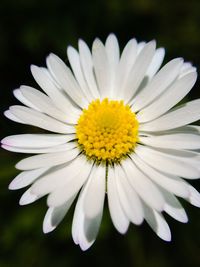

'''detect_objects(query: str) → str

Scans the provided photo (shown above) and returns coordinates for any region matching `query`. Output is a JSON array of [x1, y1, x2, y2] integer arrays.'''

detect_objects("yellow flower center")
[[76, 98, 139, 164]]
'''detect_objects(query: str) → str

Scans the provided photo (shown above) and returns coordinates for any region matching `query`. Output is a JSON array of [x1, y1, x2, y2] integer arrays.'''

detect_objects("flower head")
[[2, 34, 200, 250]]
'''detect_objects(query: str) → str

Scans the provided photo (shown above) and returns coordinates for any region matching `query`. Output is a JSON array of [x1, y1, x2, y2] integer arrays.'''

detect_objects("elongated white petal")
[[31, 155, 87, 195], [180, 63, 196, 77], [135, 145, 200, 179], [46, 53, 88, 108], [145, 48, 165, 79], [140, 99, 200, 132], [9, 168, 49, 190], [188, 185, 200, 207], [140, 132, 200, 150], [78, 39, 100, 99], [154, 148, 200, 166], [35, 157, 85, 200], [107, 167, 130, 234], [105, 34, 119, 98], [105, 34, 119, 71], [13, 89, 40, 111], [132, 58, 183, 111], [72, 184, 86, 245], [92, 38, 111, 99], [115, 38, 137, 97], [157, 125, 200, 135], [83, 165, 105, 218], [43, 195, 76, 233], [9, 106, 75, 134], [160, 189, 188, 223], [43, 207, 60, 233], [136, 41, 146, 54], [122, 157, 165, 211], [72, 180, 103, 251], [31, 65, 81, 118], [19, 86, 73, 123], [137, 71, 197, 122], [19, 188, 41, 205], [67, 46, 93, 101], [115, 165, 144, 225], [1, 134, 75, 148], [122, 41, 156, 103], [2, 142, 76, 154], [47, 160, 92, 207], [143, 204, 171, 242], [131, 154, 189, 198], [4, 110, 25, 124], [165, 202, 188, 223], [16, 149, 79, 170]]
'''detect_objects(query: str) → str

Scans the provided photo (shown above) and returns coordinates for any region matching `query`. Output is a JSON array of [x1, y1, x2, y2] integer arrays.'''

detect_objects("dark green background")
[[1, 0, 200, 266]]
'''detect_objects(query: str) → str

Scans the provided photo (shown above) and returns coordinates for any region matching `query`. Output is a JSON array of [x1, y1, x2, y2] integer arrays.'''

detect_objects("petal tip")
[[43, 223, 55, 234], [8, 181, 18, 190]]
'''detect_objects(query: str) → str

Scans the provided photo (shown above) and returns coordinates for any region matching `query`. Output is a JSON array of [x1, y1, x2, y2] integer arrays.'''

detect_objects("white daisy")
[[2, 34, 200, 251]]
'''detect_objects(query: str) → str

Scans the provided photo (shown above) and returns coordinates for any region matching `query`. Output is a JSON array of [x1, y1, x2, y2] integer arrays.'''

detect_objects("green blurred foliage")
[[0, 0, 200, 266]]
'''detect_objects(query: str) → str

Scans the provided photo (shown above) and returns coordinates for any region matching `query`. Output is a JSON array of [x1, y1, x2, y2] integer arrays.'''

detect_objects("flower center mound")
[[76, 98, 139, 163]]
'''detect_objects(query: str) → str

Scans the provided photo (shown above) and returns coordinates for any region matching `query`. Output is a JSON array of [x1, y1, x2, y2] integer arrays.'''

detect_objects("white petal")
[[2, 142, 76, 154], [137, 71, 197, 122], [16, 148, 79, 170], [72, 180, 102, 250], [188, 185, 200, 207], [122, 41, 156, 103], [46, 53, 88, 108], [72, 185, 85, 245], [47, 161, 92, 207], [67, 46, 94, 101], [107, 167, 130, 234], [43, 195, 76, 233], [115, 165, 144, 225], [160, 189, 188, 223], [136, 41, 146, 54], [13, 89, 40, 111], [180, 62, 196, 77], [1, 134, 75, 148], [140, 99, 200, 132], [78, 39, 100, 99], [31, 155, 87, 196], [31, 65, 81, 118], [143, 204, 171, 242], [9, 168, 49, 190], [114, 38, 137, 98], [135, 145, 200, 179], [105, 34, 119, 70], [145, 48, 165, 79], [105, 34, 120, 98], [4, 110, 25, 124], [9, 106, 75, 134], [122, 157, 165, 211], [92, 38, 111, 99], [43, 207, 59, 233], [83, 165, 106, 218], [140, 132, 200, 150], [19, 188, 41, 205], [19, 86, 73, 124], [131, 154, 189, 198], [132, 58, 183, 111], [154, 148, 200, 167], [158, 125, 200, 135]]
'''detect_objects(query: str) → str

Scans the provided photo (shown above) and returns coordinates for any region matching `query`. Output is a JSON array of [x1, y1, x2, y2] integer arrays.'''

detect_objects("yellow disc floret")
[[76, 98, 139, 164]]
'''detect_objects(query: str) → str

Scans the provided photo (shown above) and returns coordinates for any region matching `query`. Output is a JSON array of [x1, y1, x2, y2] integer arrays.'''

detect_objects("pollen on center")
[[76, 98, 139, 164]]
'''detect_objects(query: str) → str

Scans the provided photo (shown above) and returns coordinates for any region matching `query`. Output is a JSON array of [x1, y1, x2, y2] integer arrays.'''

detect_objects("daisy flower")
[[2, 34, 200, 251]]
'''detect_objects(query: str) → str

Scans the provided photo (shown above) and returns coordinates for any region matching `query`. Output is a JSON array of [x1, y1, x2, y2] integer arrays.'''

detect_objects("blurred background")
[[0, 0, 200, 266]]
